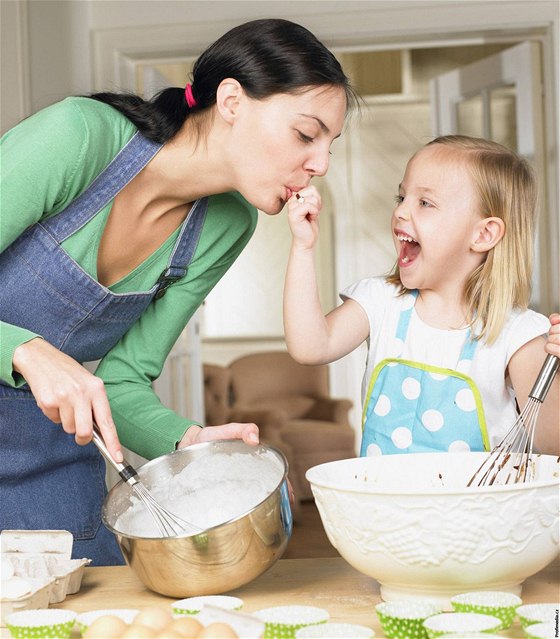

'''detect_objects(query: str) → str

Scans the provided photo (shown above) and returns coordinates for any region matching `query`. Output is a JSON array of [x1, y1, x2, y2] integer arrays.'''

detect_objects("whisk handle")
[[91, 428, 139, 487], [529, 354, 559, 402]]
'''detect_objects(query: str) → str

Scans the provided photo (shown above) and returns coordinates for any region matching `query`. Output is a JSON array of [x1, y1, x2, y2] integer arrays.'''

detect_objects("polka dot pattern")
[[362, 359, 485, 456], [374, 394, 391, 416]]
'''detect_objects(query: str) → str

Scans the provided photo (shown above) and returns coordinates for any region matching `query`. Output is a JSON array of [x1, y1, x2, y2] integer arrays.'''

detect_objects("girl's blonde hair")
[[387, 134, 537, 344]]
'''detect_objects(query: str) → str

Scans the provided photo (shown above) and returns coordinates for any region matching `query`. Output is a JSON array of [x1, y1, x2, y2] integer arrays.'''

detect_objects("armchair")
[[226, 352, 356, 506]]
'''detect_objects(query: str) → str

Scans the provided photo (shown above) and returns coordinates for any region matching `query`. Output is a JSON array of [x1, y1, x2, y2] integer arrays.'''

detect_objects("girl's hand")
[[12, 337, 123, 462], [179, 422, 260, 448], [286, 186, 322, 250], [546, 313, 560, 357]]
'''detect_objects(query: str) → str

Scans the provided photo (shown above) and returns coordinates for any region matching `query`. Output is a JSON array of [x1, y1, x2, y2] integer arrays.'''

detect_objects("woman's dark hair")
[[90, 18, 355, 143]]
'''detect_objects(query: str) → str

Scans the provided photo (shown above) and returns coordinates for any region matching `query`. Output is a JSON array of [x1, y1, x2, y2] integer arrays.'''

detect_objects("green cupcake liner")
[[376, 601, 442, 639], [6, 609, 76, 639], [517, 604, 559, 629], [423, 612, 502, 639], [295, 622, 375, 638], [450, 591, 522, 629], [171, 595, 244, 615], [254, 606, 329, 639], [523, 622, 557, 639]]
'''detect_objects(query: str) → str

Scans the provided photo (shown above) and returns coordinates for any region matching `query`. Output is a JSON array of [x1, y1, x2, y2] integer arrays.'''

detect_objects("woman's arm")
[[96, 194, 258, 460], [508, 313, 560, 455], [1, 98, 135, 459], [283, 187, 369, 365]]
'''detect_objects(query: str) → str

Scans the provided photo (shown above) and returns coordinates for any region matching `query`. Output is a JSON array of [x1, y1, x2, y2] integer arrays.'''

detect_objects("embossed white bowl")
[[306, 452, 559, 607]]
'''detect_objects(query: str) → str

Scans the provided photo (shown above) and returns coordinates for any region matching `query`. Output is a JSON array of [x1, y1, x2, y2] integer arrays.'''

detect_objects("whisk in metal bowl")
[[468, 353, 559, 487], [92, 429, 198, 536]]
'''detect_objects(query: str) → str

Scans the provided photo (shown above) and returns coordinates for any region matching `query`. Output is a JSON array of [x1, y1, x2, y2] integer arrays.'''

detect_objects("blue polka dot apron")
[[360, 293, 490, 456], [0, 132, 208, 565]]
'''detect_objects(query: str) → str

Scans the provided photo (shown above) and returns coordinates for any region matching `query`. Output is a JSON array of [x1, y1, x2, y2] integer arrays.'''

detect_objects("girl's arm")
[[508, 313, 560, 455], [283, 187, 369, 365]]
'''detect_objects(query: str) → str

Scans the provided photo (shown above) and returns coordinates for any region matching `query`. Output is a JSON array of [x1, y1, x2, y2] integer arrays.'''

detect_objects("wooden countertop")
[[43, 556, 559, 638]]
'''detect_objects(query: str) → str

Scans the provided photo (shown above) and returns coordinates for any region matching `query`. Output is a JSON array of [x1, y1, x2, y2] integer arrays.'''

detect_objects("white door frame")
[[91, 2, 559, 310]]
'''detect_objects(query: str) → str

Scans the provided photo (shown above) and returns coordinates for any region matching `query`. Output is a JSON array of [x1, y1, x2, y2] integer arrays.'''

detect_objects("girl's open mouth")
[[396, 232, 421, 267]]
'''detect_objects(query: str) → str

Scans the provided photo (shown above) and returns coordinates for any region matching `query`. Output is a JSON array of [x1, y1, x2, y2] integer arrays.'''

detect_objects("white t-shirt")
[[340, 277, 550, 448]]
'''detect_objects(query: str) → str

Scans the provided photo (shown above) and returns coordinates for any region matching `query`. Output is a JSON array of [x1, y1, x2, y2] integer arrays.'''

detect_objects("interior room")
[[2, 0, 559, 559]]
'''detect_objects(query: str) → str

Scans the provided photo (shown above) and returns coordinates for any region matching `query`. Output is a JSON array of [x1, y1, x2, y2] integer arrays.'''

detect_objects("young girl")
[[284, 135, 559, 457], [0, 18, 355, 563]]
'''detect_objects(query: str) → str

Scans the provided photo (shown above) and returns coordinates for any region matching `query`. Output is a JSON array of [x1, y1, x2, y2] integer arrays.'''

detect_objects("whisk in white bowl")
[[92, 428, 199, 536], [468, 354, 559, 487]]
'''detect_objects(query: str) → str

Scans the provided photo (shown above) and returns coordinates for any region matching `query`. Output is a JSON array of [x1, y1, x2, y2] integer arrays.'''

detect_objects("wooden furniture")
[[44, 557, 559, 639]]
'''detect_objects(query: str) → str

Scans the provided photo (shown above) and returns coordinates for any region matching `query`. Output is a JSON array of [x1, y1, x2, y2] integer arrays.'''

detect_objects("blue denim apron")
[[0, 132, 208, 565], [361, 292, 490, 456]]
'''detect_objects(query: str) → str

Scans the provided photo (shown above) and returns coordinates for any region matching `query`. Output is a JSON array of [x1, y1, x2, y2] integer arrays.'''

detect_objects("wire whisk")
[[468, 354, 559, 487], [92, 428, 199, 537]]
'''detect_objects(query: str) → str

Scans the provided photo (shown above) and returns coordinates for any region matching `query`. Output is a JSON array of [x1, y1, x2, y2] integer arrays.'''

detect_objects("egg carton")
[[0, 576, 55, 626], [1, 529, 91, 624]]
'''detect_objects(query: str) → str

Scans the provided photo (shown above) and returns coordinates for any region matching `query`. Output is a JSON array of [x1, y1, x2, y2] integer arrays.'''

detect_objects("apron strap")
[[395, 290, 418, 341], [154, 197, 209, 299], [41, 133, 163, 242]]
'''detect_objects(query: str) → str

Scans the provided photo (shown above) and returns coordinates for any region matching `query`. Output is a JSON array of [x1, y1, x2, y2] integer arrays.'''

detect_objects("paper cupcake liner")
[[171, 595, 244, 615], [253, 606, 329, 639], [6, 609, 76, 639], [523, 622, 558, 639], [75, 608, 139, 634], [376, 601, 442, 639], [450, 591, 522, 629], [517, 603, 559, 628], [295, 622, 374, 638], [423, 612, 502, 639]]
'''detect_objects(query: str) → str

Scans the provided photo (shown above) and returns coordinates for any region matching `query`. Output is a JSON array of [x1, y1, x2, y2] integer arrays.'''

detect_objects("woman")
[[0, 18, 355, 564]]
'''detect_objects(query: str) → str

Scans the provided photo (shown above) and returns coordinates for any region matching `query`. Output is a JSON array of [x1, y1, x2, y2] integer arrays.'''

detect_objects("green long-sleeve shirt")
[[0, 97, 257, 458]]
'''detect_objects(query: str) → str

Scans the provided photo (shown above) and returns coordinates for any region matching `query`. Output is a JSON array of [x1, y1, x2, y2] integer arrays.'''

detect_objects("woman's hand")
[[178, 422, 260, 448], [12, 337, 123, 462], [179, 423, 295, 503], [546, 313, 560, 357], [286, 186, 322, 250]]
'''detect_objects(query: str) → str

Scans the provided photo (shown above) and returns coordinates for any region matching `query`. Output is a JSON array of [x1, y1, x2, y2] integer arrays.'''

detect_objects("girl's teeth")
[[402, 256, 410, 263]]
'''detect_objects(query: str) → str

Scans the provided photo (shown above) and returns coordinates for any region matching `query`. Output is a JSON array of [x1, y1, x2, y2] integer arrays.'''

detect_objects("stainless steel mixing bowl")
[[102, 440, 292, 597]]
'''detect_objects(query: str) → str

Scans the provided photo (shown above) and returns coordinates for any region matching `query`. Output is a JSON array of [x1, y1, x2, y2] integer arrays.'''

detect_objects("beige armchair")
[[204, 352, 356, 515]]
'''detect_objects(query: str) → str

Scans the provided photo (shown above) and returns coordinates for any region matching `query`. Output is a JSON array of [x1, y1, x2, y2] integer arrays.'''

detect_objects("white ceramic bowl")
[[306, 452, 559, 607]]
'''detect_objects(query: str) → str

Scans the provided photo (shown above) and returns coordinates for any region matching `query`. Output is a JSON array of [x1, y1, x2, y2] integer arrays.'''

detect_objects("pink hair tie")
[[185, 83, 197, 108]]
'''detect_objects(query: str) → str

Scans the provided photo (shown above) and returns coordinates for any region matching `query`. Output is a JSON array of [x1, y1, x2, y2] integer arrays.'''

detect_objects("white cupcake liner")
[[423, 612, 502, 638], [295, 622, 374, 638], [171, 595, 243, 615]]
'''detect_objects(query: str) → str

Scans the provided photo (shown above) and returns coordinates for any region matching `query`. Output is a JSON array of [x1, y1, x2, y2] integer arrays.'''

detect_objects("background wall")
[[2, 0, 559, 444]]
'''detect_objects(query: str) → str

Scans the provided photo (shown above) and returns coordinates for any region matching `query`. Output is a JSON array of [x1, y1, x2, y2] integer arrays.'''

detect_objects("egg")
[[155, 630, 184, 639], [1, 575, 31, 599], [121, 624, 157, 639], [133, 607, 173, 632], [1, 556, 14, 581], [196, 622, 238, 638], [83, 614, 129, 638], [164, 616, 203, 638]]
